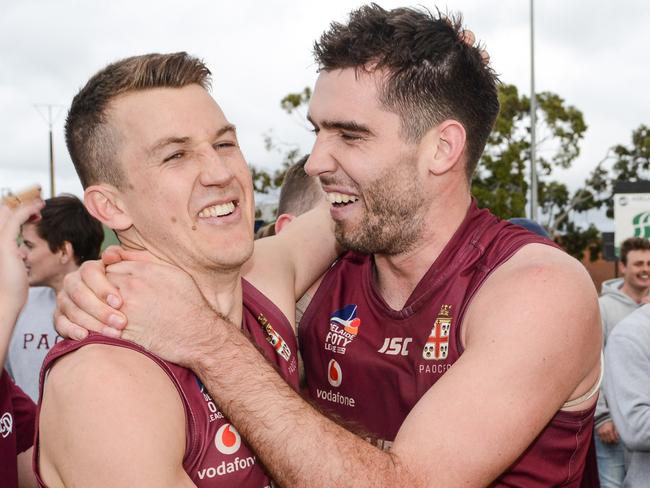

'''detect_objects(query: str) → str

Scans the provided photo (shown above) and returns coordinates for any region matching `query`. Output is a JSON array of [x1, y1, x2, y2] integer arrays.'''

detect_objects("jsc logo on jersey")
[[324, 304, 362, 355], [327, 359, 343, 387], [422, 304, 452, 361], [215, 423, 242, 455]]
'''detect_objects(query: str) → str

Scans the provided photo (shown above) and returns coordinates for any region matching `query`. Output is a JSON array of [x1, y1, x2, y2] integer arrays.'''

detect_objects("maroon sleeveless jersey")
[[34, 278, 298, 487], [299, 202, 596, 487], [0, 369, 36, 488]]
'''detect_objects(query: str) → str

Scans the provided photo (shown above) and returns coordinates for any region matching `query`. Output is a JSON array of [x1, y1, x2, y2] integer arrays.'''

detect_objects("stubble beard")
[[335, 158, 427, 256]]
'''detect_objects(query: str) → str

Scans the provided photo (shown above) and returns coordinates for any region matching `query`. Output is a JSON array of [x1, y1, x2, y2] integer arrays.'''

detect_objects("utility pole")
[[529, 0, 538, 222], [34, 104, 64, 198]]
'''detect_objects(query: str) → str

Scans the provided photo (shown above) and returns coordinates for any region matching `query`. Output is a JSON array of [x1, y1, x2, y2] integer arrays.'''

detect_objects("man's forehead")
[[21, 222, 39, 239], [107, 85, 234, 152], [308, 68, 399, 130], [628, 249, 650, 260]]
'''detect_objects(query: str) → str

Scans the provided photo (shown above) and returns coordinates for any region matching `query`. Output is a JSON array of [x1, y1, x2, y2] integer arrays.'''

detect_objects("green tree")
[[472, 83, 588, 226], [249, 87, 312, 194]]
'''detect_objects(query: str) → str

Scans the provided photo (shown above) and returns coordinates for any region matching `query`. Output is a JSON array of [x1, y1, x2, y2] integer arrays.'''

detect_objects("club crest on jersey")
[[256, 313, 291, 362], [324, 304, 362, 355], [422, 304, 452, 361]]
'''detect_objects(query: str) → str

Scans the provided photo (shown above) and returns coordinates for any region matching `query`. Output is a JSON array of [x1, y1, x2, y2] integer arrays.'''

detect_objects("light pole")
[[529, 0, 538, 222], [34, 104, 64, 198]]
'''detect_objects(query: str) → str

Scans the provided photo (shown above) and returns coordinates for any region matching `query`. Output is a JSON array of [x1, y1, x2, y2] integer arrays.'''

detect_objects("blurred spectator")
[[6, 195, 103, 400], [604, 303, 650, 488], [0, 197, 43, 488], [596, 236, 650, 487], [254, 155, 323, 240]]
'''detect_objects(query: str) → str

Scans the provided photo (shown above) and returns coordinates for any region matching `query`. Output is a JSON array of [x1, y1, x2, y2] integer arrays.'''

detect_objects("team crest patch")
[[422, 304, 452, 361], [324, 304, 362, 355], [256, 313, 292, 362]]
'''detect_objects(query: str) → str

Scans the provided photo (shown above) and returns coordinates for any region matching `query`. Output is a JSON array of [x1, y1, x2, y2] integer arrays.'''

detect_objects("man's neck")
[[620, 281, 649, 304], [118, 233, 245, 326], [373, 193, 471, 311], [191, 267, 244, 327], [49, 263, 80, 295]]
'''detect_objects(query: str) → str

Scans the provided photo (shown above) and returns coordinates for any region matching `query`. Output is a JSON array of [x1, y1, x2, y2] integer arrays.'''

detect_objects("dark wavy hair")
[[314, 4, 499, 179], [36, 194, 104, 265]]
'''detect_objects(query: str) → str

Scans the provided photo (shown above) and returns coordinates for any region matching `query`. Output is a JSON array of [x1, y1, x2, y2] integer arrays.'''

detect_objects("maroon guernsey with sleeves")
[[34, 278, 298, 487], [299, 201, 597, 487], [0, 369, 36, 488]]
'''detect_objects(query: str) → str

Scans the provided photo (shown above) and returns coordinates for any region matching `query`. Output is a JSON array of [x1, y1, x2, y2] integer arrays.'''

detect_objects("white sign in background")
[[614, 193, 650, 256]]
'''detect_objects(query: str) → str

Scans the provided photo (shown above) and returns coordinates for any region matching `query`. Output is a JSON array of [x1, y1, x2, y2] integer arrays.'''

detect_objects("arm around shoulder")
[[38, 344, 195, 488]]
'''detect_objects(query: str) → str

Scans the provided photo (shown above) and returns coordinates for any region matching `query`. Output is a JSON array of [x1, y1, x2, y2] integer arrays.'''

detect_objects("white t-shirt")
[[6, 287, 60, 401]]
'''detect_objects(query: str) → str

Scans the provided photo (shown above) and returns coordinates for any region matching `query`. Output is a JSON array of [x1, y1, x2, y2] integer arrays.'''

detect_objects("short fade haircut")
[[620, 237, 650, 265], [65, 52, 212, 188], [313, 3, 499, 179], [277, 155, 323, 217], [35, 194, 104, 265]]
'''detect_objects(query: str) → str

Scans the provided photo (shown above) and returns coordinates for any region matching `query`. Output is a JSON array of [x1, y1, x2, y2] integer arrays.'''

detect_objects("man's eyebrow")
[[306, 114, 372, 135], [215, 124, 237, 138], [148, 124, 237, 156], [148, 136, 190, 156]]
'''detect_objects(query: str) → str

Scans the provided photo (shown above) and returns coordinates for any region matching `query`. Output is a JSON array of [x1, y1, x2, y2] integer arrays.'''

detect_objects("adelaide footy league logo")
[[327, 359, 343, 387], [324, 304, 362, 355], [215, 423, 242, 455], [422, 304, 452, 361]]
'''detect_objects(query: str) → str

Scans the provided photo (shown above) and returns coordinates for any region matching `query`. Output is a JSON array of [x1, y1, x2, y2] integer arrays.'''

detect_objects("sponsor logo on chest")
[[192, 381, 264, 482], [315, 358, 357, 408]]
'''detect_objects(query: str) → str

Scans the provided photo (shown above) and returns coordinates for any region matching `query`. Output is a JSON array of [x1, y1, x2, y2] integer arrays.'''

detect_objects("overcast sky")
[[1, 0, 648, 230]]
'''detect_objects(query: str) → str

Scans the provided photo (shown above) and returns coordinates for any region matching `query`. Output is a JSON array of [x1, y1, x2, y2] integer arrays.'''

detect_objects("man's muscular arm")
[[131, 244, 601, 487], [39, 344, 195, 488]]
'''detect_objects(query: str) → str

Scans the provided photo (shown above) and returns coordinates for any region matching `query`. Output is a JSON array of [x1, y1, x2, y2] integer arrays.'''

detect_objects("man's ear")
[[84, 185, 132, 231], [274, 213, 296, 235], [58, 241, 74, 265], [424, 120, 466, 176]]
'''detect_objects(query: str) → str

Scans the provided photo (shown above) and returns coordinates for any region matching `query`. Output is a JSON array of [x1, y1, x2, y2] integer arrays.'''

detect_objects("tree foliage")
[[248, 87, 312, 194]]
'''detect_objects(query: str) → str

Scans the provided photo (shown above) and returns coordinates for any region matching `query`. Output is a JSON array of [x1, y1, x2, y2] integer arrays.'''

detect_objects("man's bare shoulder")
[[39, 343, 189, 487], [464, 242, 601, 400], [485, 242, 596, 302], [467, 242, 599, 333]]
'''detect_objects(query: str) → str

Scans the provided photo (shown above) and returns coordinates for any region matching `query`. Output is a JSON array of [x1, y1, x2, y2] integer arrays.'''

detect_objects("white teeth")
[[198, 201, 236, 218], [326, 192, 359, 204]]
